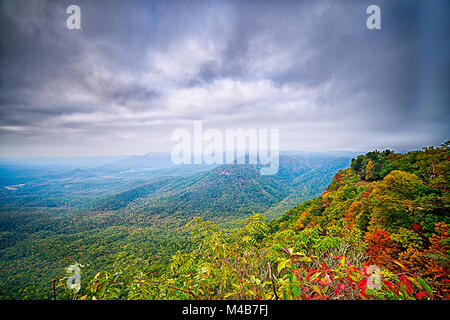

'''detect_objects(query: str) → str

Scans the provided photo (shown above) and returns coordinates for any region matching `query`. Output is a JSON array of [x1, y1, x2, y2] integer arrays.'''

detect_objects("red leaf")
[[393, 259, 407, 271], [306, 268, 315, 282], [281, 247, 291, 257], [416, 292, 432, 299], [399, 275, 413, 295], [357, 278, 368, 298]]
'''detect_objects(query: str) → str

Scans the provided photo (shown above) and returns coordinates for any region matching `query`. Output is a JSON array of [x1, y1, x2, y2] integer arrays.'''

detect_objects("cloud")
[[0, 0, 448, 157]]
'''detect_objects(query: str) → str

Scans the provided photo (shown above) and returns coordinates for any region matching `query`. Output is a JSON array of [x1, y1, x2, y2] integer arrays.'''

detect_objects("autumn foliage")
[[62, 143, 449, 300], [366, 230, 401, 271]]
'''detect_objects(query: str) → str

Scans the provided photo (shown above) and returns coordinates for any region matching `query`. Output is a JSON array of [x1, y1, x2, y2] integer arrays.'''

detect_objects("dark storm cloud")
[[0, 0, 448, 157]]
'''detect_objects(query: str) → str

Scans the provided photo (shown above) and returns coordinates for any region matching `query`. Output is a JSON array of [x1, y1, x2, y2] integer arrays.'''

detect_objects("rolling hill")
[[89, 155, 352, 221], [0, 151, 352, 299]]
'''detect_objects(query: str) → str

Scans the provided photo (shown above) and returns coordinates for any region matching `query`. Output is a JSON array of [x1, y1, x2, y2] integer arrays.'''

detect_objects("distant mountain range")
[[0, 151, 354, 220], [89, 154, 352, 220], [0, 150, 354, 299]]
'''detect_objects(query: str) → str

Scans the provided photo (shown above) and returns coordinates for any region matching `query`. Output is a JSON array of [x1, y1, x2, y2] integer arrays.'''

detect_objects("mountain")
[[97, 152, 173, 172], [135, 164, 291, 218], [0, 154, 216, 208], [0, 156, 129, 169], [0, 151, 352, 299], [71, 143, 449, 301], [90, 154, 352, 221]]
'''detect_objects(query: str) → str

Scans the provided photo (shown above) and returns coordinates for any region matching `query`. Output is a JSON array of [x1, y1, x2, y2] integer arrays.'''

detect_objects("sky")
[[0, 0, 449, 158]]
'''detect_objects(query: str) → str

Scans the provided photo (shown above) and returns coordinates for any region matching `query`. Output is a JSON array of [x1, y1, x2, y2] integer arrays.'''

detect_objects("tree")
[[365, 160, 376, 181], [366, 229, 401, 271]]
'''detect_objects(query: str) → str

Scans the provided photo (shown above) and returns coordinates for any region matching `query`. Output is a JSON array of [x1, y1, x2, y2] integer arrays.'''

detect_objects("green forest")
[[49, 142, 449, 300], [1, 0, 448, 306], [0, 154, 350, 299]]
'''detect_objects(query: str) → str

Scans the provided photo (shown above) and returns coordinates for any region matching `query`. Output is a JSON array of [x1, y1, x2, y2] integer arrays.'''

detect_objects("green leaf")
[[297, 256, 312, 263], [416, 277, 433, 295], [224, 292, 237, 299], [277, 258, 290, 274]]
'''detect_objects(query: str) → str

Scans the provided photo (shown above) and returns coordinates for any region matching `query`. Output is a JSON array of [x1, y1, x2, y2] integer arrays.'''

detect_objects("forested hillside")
[[88, 155, 351, 221], [0, 153, 349, 299], [62, 143, 449, 300]]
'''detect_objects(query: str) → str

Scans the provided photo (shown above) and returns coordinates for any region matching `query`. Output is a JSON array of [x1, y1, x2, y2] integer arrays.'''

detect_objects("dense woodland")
[[0, 154, 349, 299], [55, 142, 449, 300]]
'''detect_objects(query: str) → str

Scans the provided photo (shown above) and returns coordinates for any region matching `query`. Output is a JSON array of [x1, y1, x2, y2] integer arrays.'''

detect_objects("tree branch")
[[267, 262, 279, 300]]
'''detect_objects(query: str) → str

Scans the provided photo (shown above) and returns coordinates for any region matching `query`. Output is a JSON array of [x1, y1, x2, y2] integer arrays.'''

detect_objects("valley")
[[0, 151, 352, 299]]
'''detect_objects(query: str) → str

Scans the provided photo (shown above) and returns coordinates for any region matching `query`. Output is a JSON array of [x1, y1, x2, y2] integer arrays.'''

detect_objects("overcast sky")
[[0, 0, 448, 157]]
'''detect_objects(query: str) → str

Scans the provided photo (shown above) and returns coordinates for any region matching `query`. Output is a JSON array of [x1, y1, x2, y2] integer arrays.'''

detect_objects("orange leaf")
[[392, 259, 407, 271]]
